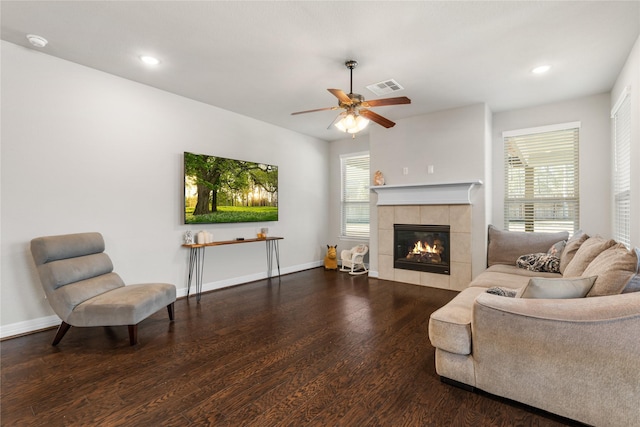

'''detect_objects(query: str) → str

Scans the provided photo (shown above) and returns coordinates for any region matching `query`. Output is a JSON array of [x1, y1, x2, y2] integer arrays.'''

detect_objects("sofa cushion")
[[483, 264, 562, 279], [547, 240, 567, 258], [623, 275, 640, 293], [516, 253, 560, 273], [562, 236, 616, 277], [559, 231, 589, 274], [622, 248, 640, 293], [516, 276, 596, 299], [469, 267, 559, 290], [583, 244, 638, 297], [428, 287, 486, 355], [487, 225, 569, 267]]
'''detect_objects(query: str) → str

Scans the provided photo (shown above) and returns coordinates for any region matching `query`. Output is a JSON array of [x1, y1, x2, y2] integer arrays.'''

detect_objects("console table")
[[182, 237, 283, 302]]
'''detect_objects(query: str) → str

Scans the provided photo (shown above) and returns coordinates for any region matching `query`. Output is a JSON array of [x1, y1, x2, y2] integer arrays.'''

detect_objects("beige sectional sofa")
[[428, 226, 640, 426]]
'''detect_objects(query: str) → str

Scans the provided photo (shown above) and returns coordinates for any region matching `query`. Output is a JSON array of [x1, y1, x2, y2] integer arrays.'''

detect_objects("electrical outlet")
[[403, 167, 409, 175], [428, 165, 434, 174]]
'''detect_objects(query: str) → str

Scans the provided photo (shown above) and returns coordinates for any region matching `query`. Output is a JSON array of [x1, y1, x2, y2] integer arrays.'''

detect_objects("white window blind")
[[341, 153, 370, 239], [503, 122, 580, 234], [612, 87, 631, 248]]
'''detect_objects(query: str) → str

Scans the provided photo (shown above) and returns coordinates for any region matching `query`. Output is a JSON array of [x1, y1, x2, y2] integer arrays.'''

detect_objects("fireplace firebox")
[[394, 224, 450, 275]]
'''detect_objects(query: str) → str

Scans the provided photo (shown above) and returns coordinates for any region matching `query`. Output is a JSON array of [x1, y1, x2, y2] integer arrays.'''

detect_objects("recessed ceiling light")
[[140, 55, 160, 66], [532, 65, 551, 74], [26, 34, 48, 48]]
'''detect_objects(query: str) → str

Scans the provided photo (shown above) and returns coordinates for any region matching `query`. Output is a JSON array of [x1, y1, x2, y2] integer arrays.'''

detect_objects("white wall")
[[611, 35, 640, 248], [492, 93, 612, 237], [0, 41, 330, 337], [368, 103, 490, 278]]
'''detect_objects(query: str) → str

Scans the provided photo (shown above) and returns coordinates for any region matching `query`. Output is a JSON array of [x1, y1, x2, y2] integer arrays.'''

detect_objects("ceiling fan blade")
[[291, 106, 338, 115], [360, 109, 396, 128], [361, 96, 411, 108], [328, 88, 352, 105]]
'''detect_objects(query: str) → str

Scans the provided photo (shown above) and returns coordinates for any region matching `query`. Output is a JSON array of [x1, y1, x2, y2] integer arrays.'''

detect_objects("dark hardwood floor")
[[1, 268, 582, 426]]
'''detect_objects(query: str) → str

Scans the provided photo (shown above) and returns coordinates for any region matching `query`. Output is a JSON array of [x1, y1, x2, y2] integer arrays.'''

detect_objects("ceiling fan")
[[291, 60, 411, 135]]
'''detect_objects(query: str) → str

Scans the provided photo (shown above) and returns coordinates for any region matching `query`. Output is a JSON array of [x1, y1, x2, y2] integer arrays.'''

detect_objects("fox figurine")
[[324, 245, 338, 270]]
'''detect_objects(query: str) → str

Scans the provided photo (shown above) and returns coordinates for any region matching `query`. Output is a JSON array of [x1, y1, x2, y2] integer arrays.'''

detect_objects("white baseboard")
[[368, 270, 379, 278], [0, 260, 324, 340], [0, 315, 61, 340], [177, 260, 323, 297]]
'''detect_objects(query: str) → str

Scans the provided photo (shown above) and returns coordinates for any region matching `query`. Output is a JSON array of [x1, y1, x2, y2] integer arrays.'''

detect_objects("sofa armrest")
[[471, 292, 640, 426]]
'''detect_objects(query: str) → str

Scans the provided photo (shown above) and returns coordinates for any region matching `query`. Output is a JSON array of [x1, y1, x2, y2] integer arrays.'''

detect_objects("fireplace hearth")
[[394, 224, 450, 275]]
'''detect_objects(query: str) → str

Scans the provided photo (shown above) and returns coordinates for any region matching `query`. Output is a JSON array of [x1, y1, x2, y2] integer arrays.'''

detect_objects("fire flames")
[[406, 240, 443, 263]]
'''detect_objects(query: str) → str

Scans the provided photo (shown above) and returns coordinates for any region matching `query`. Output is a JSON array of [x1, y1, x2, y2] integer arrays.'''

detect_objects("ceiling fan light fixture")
[[335, 112, 369, 134], [292, 59, 410, 133]]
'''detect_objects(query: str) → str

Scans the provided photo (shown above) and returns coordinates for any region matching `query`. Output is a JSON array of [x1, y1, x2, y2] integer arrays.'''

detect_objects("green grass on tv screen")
[[185, 206, 278, 224]]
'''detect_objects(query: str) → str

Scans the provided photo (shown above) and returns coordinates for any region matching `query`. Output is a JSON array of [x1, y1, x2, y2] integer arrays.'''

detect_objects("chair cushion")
[[67, 283, 176, 327], [54, 272, 125, 320], [39, 253, 114, 290], [31, 232, 105, 265]]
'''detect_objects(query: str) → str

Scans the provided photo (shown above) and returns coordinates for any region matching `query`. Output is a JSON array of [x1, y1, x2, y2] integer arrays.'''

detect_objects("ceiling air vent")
[[366, 79, 404, 96]]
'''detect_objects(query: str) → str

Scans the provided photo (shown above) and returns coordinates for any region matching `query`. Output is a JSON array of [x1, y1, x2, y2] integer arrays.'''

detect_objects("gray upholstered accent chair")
[[30, 232, 176, 346]]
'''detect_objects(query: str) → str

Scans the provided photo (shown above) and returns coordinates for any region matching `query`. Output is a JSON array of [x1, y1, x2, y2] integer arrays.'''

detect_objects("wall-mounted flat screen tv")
[[184, 152, 278, 224]]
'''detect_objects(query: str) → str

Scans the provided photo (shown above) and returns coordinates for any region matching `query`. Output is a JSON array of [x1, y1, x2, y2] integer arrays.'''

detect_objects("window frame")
[[340, 152, 370, 240], [611, 86, 631, 248], [503, 122, 581, 234]]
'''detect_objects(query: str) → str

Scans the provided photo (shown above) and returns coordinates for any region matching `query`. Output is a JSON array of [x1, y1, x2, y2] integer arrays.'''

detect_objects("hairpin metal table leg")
[[186, 246, 205, 302], [195, 246, 205, 302], [187, 247, 196, 298], [266, 239, 281, 282]]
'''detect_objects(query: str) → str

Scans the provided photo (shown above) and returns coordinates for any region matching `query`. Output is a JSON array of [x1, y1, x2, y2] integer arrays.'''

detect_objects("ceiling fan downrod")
[[345, 60, 358, 95]]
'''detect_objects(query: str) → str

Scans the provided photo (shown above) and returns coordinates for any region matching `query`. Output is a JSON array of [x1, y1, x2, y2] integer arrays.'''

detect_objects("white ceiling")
[[2, 1, 638, 141]]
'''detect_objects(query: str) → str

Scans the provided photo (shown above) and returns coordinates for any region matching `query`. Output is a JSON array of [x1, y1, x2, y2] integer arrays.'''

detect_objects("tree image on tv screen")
[[184, 152, 278, 224]]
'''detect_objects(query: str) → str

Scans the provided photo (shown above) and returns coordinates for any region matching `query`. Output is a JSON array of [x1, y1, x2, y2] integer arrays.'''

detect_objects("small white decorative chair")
[[340, 244, 369, 275]]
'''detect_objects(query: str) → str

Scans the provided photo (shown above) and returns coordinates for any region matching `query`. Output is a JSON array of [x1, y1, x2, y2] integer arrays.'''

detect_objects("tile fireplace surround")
[[373, 182, 481, 291], [378, 204, 472, 291]]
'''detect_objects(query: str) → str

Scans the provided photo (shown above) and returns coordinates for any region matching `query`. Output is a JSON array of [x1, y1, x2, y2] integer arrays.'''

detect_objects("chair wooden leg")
[[52, 322, 71, 346], [128, 325, 138, 346], [167, 302, 175, 321]]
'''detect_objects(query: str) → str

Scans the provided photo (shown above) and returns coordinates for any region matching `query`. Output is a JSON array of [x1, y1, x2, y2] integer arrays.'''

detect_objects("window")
[[341, 152, 370, 239], [503, 122, 580, 234], [612, 87, 631, 248]]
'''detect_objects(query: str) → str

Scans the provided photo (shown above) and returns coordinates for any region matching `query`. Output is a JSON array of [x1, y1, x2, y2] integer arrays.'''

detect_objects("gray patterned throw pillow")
[[516, 253, 561, 273]]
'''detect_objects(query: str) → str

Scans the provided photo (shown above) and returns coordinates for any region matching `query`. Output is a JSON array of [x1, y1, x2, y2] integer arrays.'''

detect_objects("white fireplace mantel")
[[371, 181, 482, 205]]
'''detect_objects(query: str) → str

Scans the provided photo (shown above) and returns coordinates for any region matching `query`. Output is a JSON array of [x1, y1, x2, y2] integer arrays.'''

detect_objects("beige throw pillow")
[[516, 276, 597, 299], [583, 244, 638, 297], [562, 236, 616, 277], [559, 232, 589, 274]]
